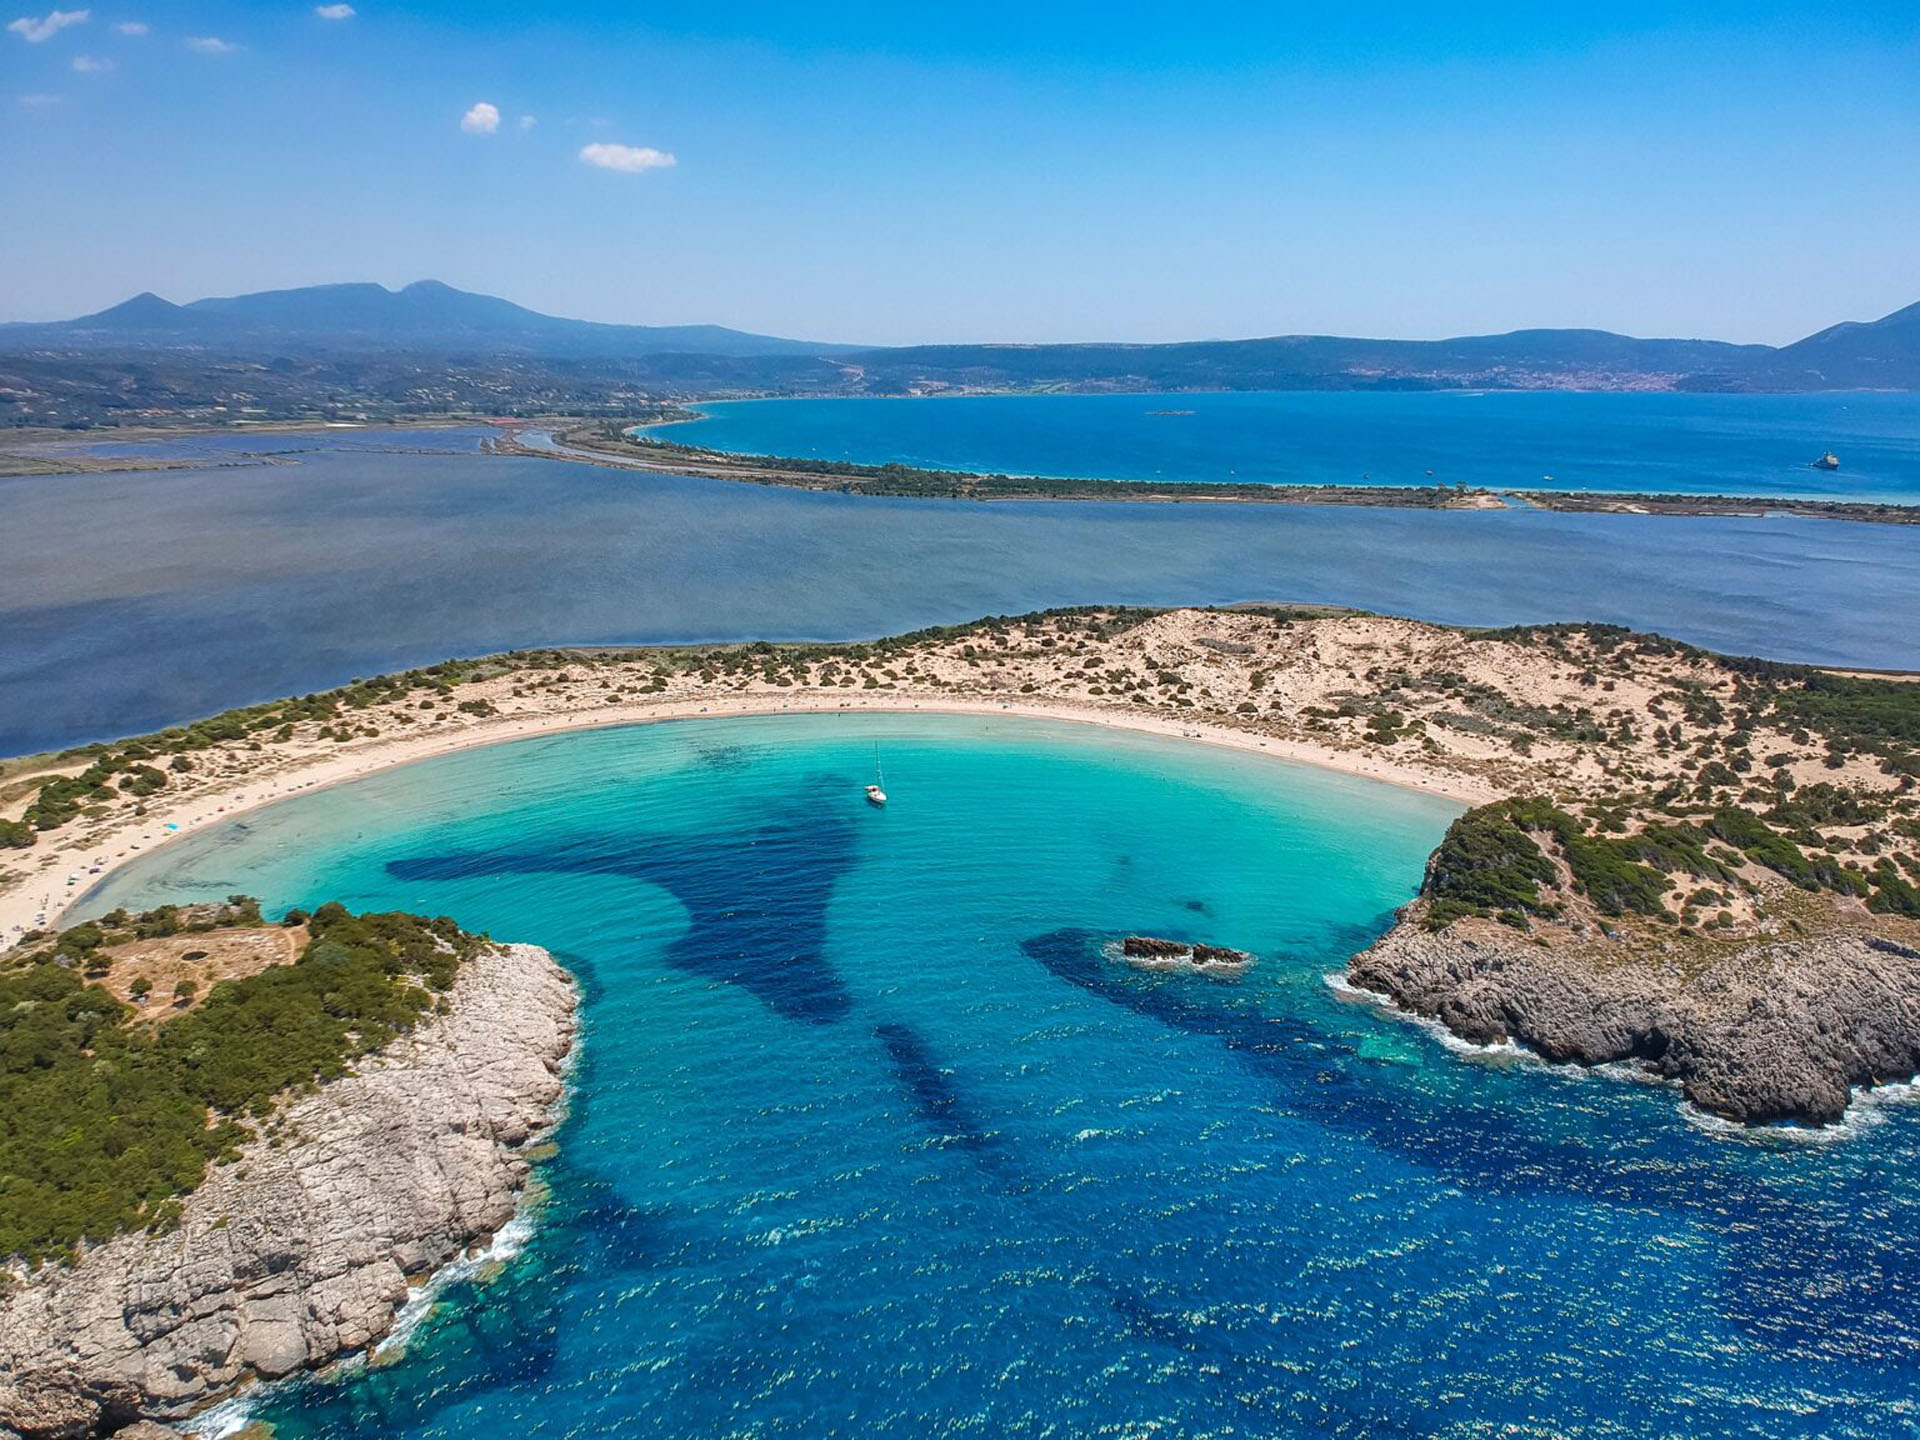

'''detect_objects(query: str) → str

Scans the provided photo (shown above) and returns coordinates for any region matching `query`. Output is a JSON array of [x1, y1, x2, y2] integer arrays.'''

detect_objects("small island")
[[0, 901, 576, 1437], [1118, 935, 1255, 978]]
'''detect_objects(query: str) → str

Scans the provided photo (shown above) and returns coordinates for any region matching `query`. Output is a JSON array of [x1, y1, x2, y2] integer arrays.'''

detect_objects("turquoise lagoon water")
[[662, 391, 1920, 500], [75, 714, 1920, 1438]]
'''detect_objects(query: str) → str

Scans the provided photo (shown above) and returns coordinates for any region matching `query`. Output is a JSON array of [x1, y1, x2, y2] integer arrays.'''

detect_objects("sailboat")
[[865, 750, 888, 806]]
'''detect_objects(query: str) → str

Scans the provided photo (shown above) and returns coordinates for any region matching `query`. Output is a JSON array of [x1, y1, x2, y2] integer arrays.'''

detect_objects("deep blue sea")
[[662, 391, 1920, 500], [7, 424, 1920, 756], [72, 714, 1920, 1439]]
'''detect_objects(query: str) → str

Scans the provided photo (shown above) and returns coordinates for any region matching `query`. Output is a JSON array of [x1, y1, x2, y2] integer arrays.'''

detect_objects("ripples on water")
[[73, 714, 1920, 1439], [665, 390, 1920, 500], [8, 417, 1920, 755]]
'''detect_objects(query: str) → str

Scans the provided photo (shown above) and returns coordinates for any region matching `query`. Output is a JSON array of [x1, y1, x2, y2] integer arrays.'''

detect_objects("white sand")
[[0, 691, 1493, 941]]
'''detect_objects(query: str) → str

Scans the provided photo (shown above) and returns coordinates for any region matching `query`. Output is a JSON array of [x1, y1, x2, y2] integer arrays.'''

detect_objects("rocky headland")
[[1354, 903, 1920, 1125], [0, 936, 577, 1438]]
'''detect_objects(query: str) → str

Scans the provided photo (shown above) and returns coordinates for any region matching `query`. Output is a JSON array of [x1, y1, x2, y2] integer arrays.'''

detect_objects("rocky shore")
[[1351, 909, 1920, 1125], [0, 941, 578, 1438]]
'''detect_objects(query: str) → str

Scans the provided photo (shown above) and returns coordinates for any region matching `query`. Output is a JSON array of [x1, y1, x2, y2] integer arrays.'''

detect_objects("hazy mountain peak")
[[13, 280, 854, 358]]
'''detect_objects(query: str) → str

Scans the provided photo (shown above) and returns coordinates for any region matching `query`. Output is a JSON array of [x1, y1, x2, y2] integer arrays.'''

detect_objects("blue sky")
[[4, 2, 1916, 343]]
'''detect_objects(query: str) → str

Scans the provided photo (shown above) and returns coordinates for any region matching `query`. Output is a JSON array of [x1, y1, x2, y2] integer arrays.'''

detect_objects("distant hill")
[[0, 280, 859, 359], [834, 328, 1776, 394], [1756, 301, 1920, 390], [2, 283, 1916, 396]]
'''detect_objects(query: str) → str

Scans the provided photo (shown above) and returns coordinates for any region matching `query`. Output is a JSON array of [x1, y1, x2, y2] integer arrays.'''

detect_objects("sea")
[[659, 390, 1920, 500], [7, 399, 1920, 757], [70, 713, 1920, 1440]]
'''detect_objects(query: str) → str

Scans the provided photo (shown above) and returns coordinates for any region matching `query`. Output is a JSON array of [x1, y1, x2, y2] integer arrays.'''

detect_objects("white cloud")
[[460, 101, 500, 135], [7, 9, 90, 43], [314, 3, 354, 18], [70, 51, 109, 70], [113, 20, 144, 34], [579, 142, 676, 173], [184, 34, 237, 54], [518, 113, 536, 131], [17, 91, 63, 105]]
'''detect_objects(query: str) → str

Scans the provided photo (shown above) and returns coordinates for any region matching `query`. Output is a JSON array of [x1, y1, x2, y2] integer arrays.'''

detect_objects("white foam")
[[380, 1209, 536, 1358], [183, 1210, 540, 1436], [1682, 1077, 1920, 1146], [1334, 970, 1920, 1143], [184, 1023, 581, 1436], [1322, 971, 1537, 1063]]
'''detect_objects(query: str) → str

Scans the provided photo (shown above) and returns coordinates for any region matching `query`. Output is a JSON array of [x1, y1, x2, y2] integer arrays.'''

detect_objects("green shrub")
[[1422, 800, 1560, 925], [0, 905, 483, 1264]]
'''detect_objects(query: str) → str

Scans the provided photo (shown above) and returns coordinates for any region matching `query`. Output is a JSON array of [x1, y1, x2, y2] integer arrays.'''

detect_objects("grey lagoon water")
[[663, 390, 1920, 500], [5, 423, 1920, 755]]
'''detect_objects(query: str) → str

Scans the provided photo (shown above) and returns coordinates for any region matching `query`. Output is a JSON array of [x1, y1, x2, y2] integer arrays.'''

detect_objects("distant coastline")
[[502, 419, 1920, 526]]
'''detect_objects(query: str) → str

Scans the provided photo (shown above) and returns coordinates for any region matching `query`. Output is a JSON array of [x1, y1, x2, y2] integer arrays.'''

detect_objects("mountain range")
[[2, 282, 1916, 395], [1, 280, 853, 360]]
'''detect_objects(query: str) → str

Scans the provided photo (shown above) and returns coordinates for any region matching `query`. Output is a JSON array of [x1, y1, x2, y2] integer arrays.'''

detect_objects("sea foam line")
[[186, 1002, 582, 1436], [1322, 971, 1537, 1062], [1682, 1077, 1920, 1146], [1327, 972, 1919, 1143], [184, 1198, 546, 1438]]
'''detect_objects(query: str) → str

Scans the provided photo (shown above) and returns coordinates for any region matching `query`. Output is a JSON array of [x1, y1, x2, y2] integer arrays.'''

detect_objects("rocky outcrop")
[[1119, 935, 1253, 978], [0, 942, 577, 1439], [1351, 912, 1920, 1125]]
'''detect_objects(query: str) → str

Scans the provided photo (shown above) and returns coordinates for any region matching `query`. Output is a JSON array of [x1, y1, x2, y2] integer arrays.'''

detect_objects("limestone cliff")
[[0, 941, 577, 1438], [1352, 908, 1920, 1125]]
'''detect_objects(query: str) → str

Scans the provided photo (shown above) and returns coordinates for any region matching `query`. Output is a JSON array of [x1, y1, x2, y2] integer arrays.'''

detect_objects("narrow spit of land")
[[503, 421, 1920, 526], [8, 417, 1913, 525], [6, 606, 1920, 1125], [498, 423, 1511, 509]]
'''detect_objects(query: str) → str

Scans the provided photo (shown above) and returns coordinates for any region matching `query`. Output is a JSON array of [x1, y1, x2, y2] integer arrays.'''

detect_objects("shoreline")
[[504, 423, 1920, 524], [500, 425, 1511, 510], [0, 935, 578, 1435], [10, 603, 1917, 1127], [9, 417, 1911, 523], [0, 692, 1491, 940]]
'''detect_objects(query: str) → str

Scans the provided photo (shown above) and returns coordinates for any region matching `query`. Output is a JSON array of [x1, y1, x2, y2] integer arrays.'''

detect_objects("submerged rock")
[[0, 942, 578, 1438]]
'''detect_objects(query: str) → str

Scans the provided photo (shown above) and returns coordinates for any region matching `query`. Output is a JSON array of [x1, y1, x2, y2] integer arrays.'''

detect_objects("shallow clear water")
[[664, 391, 1920, 500], [75, 715, 1920, 1439], [8, 428, 1920, 755]]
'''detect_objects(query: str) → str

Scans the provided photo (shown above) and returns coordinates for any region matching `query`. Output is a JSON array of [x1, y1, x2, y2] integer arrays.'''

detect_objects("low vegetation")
[[0, 901, 485, 1265], [567, 426, 1494, 507], [1424, 792, 1913, 932]]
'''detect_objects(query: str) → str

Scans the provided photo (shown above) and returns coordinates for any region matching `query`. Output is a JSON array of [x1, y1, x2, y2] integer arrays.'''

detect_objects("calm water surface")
[[74, 714, 1920, 1439], [664, 391, 1920, 500], [7, 427, 1920, 755]]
